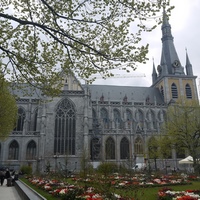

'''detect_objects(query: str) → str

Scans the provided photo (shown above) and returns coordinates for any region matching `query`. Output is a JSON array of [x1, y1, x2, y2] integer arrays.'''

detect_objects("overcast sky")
[[89, 0, 200, 93]]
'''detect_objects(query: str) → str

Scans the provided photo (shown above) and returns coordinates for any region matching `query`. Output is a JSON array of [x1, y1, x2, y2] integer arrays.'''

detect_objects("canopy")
[[178, 156, 193, 164]]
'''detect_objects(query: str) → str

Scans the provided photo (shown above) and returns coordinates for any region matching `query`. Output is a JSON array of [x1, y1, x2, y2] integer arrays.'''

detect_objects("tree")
[[159, 135, 172, 160], [148, 135, 172, 172], [0, 0, 173, 96], [159, 135, 172, 174], [162, 100, 200, 173], [147, 136, 159, 171], [0, 76, 18, 139]]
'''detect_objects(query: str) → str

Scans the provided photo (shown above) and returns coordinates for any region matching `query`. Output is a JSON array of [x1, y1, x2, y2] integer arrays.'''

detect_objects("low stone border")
[[15, 179, 46, 200]]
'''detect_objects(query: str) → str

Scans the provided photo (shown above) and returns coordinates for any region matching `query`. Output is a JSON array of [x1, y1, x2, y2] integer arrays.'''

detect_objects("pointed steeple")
[[152, 58, 157, 84], [160, 50, 168, 75], [161, 8, 173, 42], [161, 8, 181, 75], [185, 49, 193, 76]]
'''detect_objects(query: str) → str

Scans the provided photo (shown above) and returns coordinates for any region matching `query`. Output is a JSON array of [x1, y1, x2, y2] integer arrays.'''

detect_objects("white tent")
[[178, 156, 193, 164]]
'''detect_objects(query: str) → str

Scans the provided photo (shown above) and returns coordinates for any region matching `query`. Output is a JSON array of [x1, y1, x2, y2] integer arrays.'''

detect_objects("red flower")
[[186, 190, 194, 193], [177, 195, 198, 200], [111, 181, 116, 185]]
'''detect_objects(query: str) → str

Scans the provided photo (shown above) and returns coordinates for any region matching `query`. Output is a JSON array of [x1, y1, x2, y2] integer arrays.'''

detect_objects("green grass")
[[115, 181, 200, 200]]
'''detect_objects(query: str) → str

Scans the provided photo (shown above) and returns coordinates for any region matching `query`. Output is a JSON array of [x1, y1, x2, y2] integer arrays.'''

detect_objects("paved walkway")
[[0, 180, 21, 200]]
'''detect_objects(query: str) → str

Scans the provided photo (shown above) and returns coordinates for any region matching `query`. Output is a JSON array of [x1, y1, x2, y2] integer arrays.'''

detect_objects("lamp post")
[[36, 157, 41, 173], [148, 146, 152, 174], [74, 162, 77, 171], [53, 153, 59, 172]]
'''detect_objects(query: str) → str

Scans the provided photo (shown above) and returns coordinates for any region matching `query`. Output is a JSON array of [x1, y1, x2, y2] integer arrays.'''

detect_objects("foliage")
[[97, 162, 119, 175], [161, 99, 200, 173], [0, 0, 173, 96], [159, 135, 172, 159], [118, 163, 131, 175], [147, 136, 160, 170], [147, 134, 172, 172], [80, 148, 94, 179], [148, 136, 159, 159], [0, 76, 17, 139], [20, 165, 32, 175]]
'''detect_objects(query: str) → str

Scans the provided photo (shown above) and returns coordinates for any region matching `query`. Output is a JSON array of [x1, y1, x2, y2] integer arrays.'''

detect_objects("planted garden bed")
[[20, 172, 200, 200]]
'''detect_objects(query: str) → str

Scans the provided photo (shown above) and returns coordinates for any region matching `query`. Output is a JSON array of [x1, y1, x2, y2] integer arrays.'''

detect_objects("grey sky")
[[88, 0, 200, 94]]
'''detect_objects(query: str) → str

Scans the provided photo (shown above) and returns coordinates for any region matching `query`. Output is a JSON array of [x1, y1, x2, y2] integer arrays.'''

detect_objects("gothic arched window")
[[134, 137, 143, 154], [126, 109, 132, 129], [113, 109, 122, 129], [171, 83, 178, 99], [14, 107, 26, 131], [54, 98, 76, 155], [92, 109, 97, 123], [100, 108, 109, 129], [185, 83, 192, 99], [33, 108, 38, 131], [158, 110, 163, 121], [26, 140, 36, 160], [8, 140, 19, 160], [105, 137, 115, 159], [120, 137, 129, 159], [151, 110, 157, 129], [136, 110, 144, 129], [90, 137, 101, 161]]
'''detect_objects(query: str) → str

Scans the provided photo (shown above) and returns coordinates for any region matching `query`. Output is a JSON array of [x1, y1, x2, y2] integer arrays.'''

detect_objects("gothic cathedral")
[[0, 12, 198, 172]]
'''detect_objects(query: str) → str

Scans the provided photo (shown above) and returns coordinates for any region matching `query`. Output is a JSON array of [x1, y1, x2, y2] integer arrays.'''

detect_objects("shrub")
[[97, 162, 118, 175], [20, 165, 32, 175]]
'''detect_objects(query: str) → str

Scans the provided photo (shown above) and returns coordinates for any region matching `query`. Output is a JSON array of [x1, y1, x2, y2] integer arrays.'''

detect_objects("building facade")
[[0, 12, 198, 172]]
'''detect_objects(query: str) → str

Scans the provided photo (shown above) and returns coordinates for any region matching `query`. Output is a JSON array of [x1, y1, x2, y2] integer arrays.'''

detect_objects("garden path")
[[0, 180, 21, 200]]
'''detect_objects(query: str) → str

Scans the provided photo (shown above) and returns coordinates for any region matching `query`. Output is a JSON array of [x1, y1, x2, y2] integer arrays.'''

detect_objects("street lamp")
[[36, 157, 41, 173], [53, 153, 59, 172]]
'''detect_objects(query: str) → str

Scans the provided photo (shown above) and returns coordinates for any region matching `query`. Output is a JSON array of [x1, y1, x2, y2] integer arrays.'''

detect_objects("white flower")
[[113, 193, 121, 198], [59, 189, 68, 194]]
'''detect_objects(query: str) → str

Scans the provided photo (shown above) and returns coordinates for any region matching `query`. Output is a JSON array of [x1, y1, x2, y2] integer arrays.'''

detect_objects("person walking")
[[5, 169, 11, 186], [0, 169, 5, 186]]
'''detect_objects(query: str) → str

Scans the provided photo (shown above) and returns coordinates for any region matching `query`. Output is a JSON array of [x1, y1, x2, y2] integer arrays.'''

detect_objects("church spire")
[[161, 8, 182, 75], [152, 58, 157, 84], [185, 49, 193, 76]]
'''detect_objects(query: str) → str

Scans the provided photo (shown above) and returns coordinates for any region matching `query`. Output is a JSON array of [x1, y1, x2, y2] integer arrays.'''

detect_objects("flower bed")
[[158, 187, 200, 200], [72, 173, 190, 189], [28, 177, 134, 199], [27, 173, 193, 199]]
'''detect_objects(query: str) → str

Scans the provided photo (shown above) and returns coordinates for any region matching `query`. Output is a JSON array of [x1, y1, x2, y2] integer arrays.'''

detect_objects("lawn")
[[124, 181, 200, 200]]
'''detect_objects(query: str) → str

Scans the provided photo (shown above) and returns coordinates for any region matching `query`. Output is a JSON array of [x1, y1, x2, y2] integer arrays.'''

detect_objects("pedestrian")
[[0, 169, 5, 186], [5, 169, 11, 186], [11, 170, 16, 185]]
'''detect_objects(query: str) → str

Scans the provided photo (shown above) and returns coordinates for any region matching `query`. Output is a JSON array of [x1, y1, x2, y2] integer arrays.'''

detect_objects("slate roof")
[[11, 82, 165, 105], [10, 84, 42, 99], [85, 84, 165, 104]]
